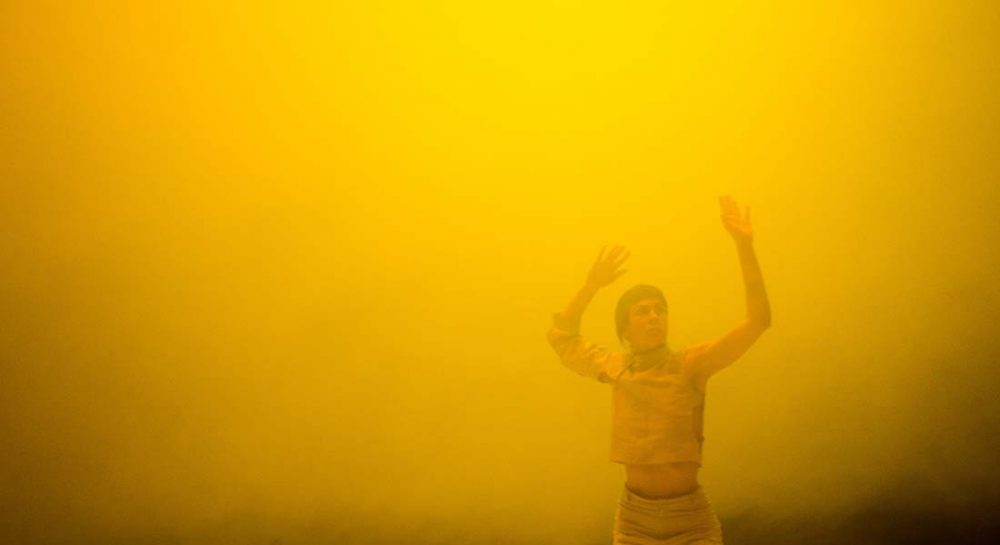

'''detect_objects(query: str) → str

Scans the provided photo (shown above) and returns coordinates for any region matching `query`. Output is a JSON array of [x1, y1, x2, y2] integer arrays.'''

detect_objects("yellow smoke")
[[2, 1, 998, 542]]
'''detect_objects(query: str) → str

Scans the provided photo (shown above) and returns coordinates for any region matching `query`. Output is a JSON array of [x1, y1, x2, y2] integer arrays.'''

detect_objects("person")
[[547, 196, 771, 544]]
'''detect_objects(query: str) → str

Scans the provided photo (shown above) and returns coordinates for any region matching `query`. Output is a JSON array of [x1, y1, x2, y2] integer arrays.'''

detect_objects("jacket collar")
[[627, 344, 672, 372]]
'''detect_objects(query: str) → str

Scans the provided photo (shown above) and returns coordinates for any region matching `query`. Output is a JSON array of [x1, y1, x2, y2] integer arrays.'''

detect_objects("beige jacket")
[[548, 314, 705, 465]]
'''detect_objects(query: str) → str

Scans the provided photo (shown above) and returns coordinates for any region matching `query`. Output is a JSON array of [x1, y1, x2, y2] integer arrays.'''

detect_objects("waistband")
[[620, 484, 710, 511]]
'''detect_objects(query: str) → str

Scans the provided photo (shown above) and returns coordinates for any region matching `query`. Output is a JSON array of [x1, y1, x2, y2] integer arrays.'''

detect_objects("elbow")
[[749, 310, 771, 330], [547, 327, 579, 357]]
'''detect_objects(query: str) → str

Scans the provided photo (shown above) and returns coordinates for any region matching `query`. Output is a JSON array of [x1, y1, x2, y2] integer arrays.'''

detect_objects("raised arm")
[[688, 197, 771, 388], [556, 245, 630, 330], [548, 246, 630, 383]]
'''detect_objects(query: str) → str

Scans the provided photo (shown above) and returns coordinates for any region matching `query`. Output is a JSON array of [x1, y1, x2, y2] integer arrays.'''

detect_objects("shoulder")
[[678, 342, 713, 392], [679, 342, 712, 367]]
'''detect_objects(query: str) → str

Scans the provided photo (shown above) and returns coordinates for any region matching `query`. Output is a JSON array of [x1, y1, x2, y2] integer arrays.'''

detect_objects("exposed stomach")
[[625, 462, 700, 499]]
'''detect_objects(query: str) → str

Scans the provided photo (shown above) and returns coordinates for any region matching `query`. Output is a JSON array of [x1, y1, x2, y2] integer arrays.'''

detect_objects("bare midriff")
[[625, 462, 700, 499]]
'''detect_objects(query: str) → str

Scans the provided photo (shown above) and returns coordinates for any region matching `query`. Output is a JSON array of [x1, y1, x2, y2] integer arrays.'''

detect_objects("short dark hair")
[[615, 284, 668, 341]]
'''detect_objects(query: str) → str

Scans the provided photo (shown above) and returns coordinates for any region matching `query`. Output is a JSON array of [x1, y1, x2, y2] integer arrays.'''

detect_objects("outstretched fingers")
[[719, 195, 744, 220], [606, 245, 625, 261], [614, 250, 630, 269], [727, 196, 737, 215], [588, 245, 630, 288]]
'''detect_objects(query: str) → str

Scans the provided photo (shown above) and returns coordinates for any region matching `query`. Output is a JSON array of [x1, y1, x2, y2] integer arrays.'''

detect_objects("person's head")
[[615, 284, 668, 352]]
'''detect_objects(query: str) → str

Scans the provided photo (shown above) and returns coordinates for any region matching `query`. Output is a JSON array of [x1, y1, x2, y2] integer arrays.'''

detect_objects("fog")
[[2, 2, 999, 544]]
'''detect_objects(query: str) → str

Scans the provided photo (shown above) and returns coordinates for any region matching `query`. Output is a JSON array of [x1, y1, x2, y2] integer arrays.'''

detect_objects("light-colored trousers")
[[612, 485, 723, 545]]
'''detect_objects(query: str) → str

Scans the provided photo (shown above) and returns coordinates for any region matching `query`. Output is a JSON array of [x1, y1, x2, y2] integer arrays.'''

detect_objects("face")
[[623, 297, 668, 352]]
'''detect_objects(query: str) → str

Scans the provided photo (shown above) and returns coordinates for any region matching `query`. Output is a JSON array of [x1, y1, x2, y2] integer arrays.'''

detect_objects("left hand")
[[719, 195, 753, 243]]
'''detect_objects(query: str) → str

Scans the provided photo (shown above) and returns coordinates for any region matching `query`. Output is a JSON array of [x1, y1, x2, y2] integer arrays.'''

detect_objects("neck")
[[631, 342, 667, 355]]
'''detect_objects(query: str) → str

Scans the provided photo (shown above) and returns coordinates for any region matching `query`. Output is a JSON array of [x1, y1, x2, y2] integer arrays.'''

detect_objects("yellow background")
[[2, 1, 998, 542]]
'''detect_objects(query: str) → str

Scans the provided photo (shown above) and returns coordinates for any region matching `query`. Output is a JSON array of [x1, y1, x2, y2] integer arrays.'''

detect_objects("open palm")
[[719, 195, 753, 243], [587, 245, 630, 289]]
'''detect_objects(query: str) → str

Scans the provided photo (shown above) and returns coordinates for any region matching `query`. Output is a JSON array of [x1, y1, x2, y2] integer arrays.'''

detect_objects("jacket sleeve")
[[547, 312, 624, 384]]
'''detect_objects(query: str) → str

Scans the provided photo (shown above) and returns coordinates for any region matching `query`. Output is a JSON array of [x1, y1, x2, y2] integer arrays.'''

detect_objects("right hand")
[[586, 245, 630, 289]]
